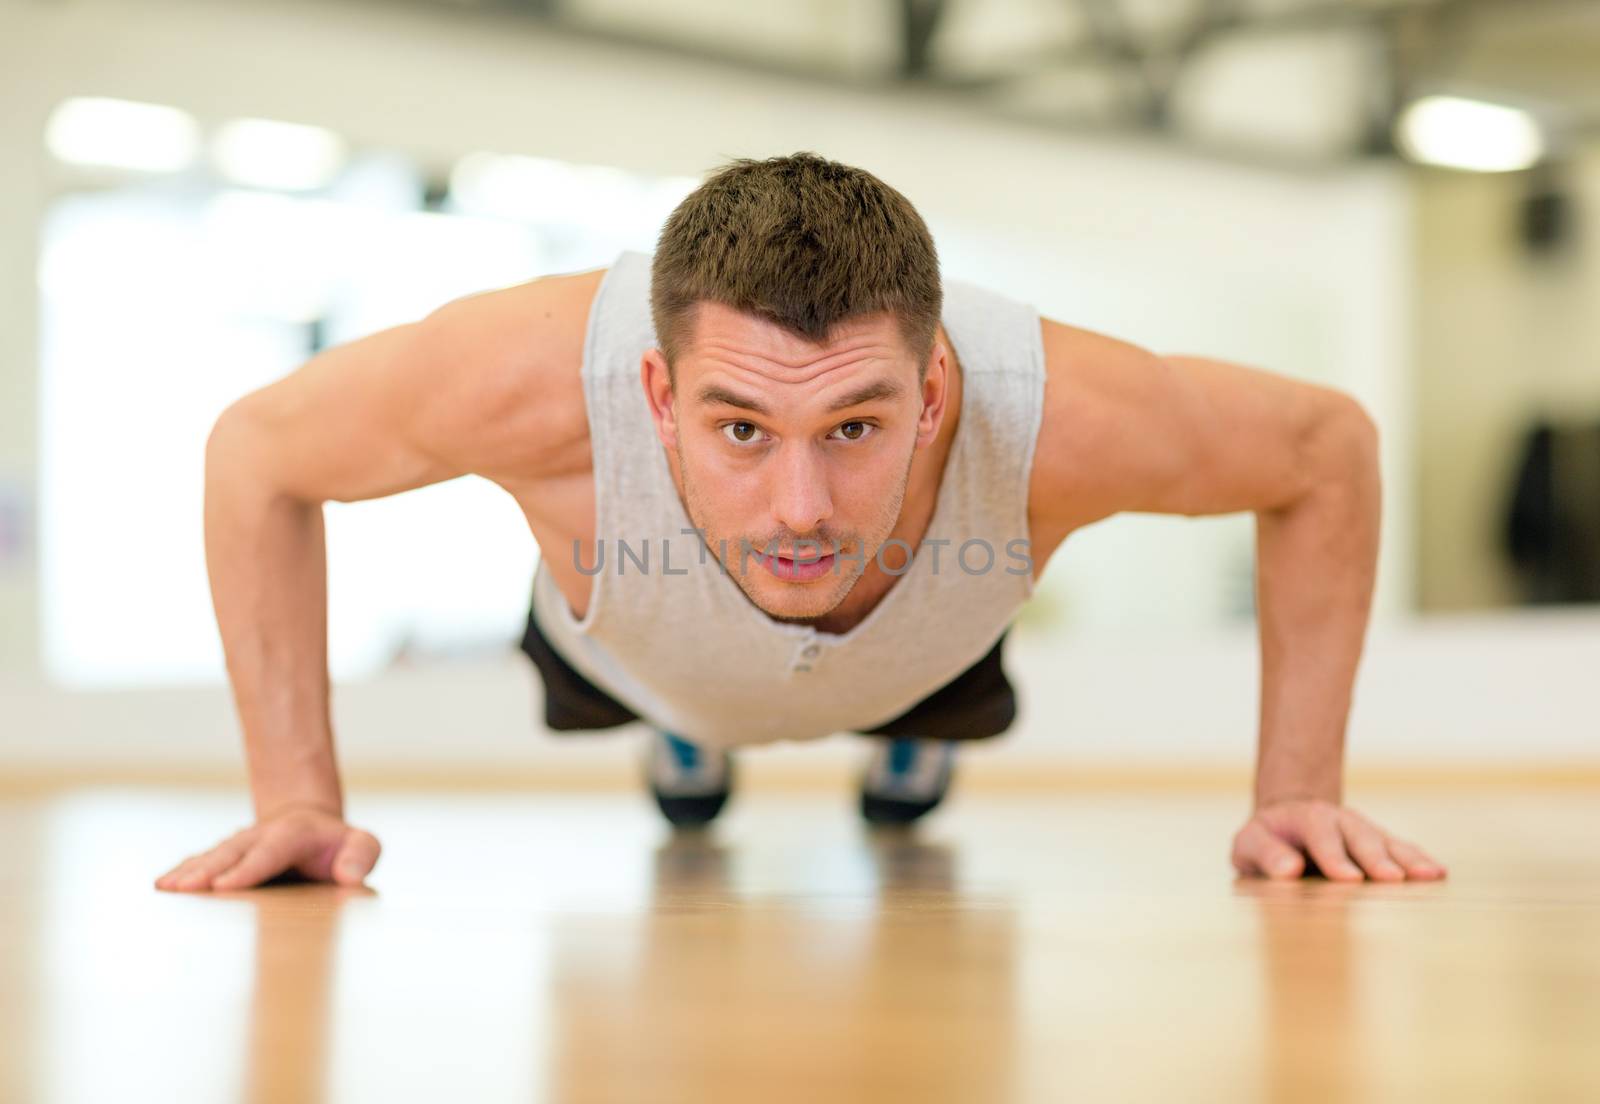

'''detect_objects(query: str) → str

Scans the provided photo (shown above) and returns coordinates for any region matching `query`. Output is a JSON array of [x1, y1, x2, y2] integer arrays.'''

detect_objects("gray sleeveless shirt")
[[530, 250, 1046, 749]]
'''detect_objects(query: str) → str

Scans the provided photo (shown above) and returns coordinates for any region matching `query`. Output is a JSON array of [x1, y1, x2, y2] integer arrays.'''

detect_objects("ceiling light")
[[44, 97, 200, 173], [212, 118, 347, 191], [1394, 95, 1544, 173]]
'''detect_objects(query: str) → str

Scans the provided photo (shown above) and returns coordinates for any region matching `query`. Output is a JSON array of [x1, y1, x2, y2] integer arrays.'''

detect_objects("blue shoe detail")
[[648, 731, 732, 828], [860, 737, 956, 826], [887, 737, 918, 776], [665, 732, 700, 771]]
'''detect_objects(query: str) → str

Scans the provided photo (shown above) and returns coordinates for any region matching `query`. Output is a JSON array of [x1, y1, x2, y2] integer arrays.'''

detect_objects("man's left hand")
[[1231, 799, 1448, 882]]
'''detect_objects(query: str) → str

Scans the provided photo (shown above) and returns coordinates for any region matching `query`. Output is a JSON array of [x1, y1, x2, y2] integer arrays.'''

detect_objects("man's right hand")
[[154, 805, 381, 892]]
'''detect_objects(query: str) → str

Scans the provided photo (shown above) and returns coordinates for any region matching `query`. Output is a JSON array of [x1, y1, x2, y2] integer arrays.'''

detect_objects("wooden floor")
[[1, 785, 1597, 1103]]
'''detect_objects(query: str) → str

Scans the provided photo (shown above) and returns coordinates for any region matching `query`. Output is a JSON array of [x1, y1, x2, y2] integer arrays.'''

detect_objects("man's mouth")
[[759, 550, 837, 582]]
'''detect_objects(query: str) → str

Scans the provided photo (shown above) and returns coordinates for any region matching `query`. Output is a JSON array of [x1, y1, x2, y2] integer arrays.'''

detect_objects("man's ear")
[[916, 339, 950, 449], [641, 349, 679, 449]]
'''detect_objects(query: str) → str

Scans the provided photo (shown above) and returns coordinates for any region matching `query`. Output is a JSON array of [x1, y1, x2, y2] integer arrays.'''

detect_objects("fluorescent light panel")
[[45, 97, 200, 173], [1395, 95, 1545, 173], [212, 117, 347, 191]]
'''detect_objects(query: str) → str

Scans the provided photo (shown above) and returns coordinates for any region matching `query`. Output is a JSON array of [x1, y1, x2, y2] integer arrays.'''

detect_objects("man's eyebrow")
[[693, 377, 906, 417], [695, 385, 772, 416], [824, 377, 905, 412]]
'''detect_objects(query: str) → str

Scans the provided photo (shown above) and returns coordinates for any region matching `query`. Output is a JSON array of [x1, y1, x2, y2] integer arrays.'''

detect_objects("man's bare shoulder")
[[1029, 312, 1354, 549], [1027, 315, 1169, 548], [415, 266, 607, 487]]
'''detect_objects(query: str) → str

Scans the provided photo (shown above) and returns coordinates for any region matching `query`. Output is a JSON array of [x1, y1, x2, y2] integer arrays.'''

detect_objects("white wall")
[[6, 609, 1599, 782], [0, 0, 1464, 774]]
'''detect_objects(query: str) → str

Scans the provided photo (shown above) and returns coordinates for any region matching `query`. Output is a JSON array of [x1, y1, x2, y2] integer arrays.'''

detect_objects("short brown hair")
[[650, 152, 941, 379]]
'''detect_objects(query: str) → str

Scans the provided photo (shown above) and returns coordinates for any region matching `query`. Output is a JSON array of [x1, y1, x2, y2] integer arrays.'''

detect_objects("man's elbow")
[[206, 399, 268, 477], [1331, 392, 1379, 467], [204, 398, 306, 508], [1308, 391, 1381, 499]]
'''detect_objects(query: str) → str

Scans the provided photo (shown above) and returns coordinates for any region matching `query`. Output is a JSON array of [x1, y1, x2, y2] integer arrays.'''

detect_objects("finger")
[[1232, 820, 1305, 880], [331, 829, 381, 886], [211, 840, 294, 891], [155, 854, 208, 890], [161, 849, 236, 892], [1338, 812, 1405, 882], [1387, 837, 1448, 880], [156, 829, 255, 891], [182, 838, 256, 890], [1302, 815, 1364, 882]]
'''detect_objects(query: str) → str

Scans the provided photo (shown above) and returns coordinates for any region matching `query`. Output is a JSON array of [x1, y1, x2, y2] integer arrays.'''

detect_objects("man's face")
[[642, 302, 946, 623]]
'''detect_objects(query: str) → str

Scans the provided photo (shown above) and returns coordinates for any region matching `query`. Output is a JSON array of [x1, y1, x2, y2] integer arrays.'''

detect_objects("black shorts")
[[517, 599, 1018, 742]]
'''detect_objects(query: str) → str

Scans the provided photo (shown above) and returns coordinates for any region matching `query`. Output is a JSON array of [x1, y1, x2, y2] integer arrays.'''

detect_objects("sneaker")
[[859, 737, 956, 825], [646, 731, 733, 828]]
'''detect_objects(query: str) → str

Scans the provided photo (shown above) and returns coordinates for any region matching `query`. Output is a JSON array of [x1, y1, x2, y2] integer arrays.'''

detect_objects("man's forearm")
[[1250, 399, 1381, 808], [205, 411, 345, 821]]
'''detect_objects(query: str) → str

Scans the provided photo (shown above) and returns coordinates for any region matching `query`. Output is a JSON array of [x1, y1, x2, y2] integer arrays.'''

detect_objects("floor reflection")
[[1234, 878, 1359, 1102], [242, 884, 374, 1104], [540, 826, 1021, 1104], [10, 789, 1599, 1102], [215, 817, 1021, 1104]]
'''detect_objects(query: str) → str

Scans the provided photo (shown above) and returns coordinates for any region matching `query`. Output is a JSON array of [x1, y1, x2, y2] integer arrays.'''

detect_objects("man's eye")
[[722, 422, 762, 444], [833, 421, 874, 442]]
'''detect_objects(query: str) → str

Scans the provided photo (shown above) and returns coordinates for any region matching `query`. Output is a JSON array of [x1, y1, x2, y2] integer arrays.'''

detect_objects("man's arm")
[[155, 268, 600, 893], [1030, 318, 1445, 882]]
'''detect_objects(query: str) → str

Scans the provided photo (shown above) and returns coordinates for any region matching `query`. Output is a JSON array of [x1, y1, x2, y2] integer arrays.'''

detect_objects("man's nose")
[[769, 443, 834, 537]]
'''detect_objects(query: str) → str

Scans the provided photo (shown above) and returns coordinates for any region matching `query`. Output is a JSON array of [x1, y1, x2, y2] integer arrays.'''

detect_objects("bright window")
[[38, 148, 695, 688]]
